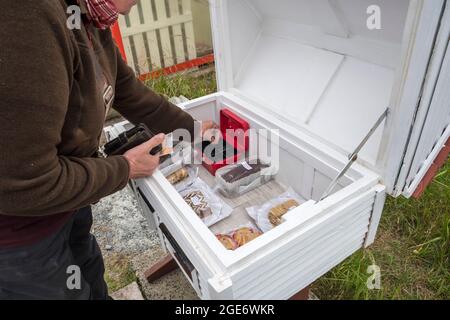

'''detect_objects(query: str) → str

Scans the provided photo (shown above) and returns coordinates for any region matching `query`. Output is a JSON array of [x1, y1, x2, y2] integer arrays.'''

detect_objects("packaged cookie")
[[167, 167, 189, 185], [246, 188, 302, 232], [232, 227, 262, 247], [216, 234, 238, 250], [215, 224, 262, 250], [268, 199, 299, 226], [180, 178, 232, 227], [215, 158, 277, 198], [164, 165, 198, 192]]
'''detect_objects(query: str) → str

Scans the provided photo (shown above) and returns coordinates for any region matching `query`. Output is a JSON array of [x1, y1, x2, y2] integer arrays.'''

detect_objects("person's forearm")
[[0, 155, 129, 217]]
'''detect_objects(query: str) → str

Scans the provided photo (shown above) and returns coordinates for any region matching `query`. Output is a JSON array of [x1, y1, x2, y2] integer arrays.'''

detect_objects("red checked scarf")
[[85, 0, 119, 29]]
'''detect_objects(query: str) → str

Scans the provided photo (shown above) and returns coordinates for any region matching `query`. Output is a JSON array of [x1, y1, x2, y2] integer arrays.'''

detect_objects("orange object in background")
[[111, 21, 127, 63]]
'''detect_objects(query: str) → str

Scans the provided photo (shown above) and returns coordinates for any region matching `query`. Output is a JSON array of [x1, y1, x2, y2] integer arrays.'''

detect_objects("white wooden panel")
[[392, 3, 450, 196], [119, 15, 136, 73], [380, 0, 445, 194], [154, 0, 175, 67], [229, 189, 375, 287], [317, 0, 349, 38], [233, 209, 371, 298], [307, 57, 393, 166], [235, 35, 344, 123], [311, 171, 332, 201], [170, 0, 187, 64], [269, 240, 363, 299], [402, 35, 450, 196], [364, 184, 386, 247], [300, 164, 315, 199], [141, 0, 162, 69], [182, 0, 197, 59], [130, 4, 150, 73], [135, 187, 157, 230], [253, 237, 365, 299], [118, 0, 197, 73]]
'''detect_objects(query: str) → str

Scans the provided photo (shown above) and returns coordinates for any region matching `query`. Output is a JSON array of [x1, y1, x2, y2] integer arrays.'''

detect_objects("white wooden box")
[[106, 0, 450, 300]]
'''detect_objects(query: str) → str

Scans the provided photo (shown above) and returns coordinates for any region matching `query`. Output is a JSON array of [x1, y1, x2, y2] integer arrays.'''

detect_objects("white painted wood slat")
[[232, 210, 371, 297], [169, 0, 187, 64], [182, 0, 197, 59], [155, 0, 175, 67], [118, 0, 198, 73], [141, 0, 162, 70]]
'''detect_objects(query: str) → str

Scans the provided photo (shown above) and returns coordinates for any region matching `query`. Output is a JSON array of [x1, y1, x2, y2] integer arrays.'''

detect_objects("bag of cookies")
[[164, 165, 198, 192], [246, 188, 302, 232], [215, 158, 277, 198], [216, 224, 262, 250], [180, 178, 233, 227]]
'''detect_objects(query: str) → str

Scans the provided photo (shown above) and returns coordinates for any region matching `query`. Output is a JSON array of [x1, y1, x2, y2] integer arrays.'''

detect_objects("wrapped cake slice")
[[215, 158, 277, 198]]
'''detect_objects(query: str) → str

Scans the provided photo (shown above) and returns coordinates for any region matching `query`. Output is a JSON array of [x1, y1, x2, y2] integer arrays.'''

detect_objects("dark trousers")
[[0, 207, 108, 300]]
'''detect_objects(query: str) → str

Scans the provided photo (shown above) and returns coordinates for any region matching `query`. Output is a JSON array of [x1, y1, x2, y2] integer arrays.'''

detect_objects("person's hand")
[[123, 133, 165, 179]]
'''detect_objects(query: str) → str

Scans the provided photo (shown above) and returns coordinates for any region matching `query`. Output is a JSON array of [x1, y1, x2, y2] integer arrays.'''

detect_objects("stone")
[[132, 244, 199, 300], [111, 282, 144, 300]]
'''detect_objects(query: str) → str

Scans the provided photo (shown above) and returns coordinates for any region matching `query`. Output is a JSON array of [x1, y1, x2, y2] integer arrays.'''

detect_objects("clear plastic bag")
[[215, 158, 277, 198], [160, 141, 195, 175], [246, 188, 302, 233], [180, 178, 233, 227], [215, 223, 262, 250], [164, 165, 198, 192]]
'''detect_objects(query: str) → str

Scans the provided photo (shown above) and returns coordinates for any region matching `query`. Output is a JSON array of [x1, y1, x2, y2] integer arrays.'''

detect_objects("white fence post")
[[118, 0, 198, 74]]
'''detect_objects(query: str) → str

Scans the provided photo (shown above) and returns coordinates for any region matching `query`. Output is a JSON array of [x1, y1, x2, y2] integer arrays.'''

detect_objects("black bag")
[[103, 124, 162, 156]]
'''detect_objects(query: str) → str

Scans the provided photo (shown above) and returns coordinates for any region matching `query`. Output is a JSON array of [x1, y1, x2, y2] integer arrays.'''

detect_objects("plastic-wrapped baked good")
[[232, 227, 262, 247], [268, 199, 299, 226], [216, 234, 238, 250], [215, 159, 277, 198], [167, 168, 189, 185], [180, 178, 233, 227], [164, 165, 198, 192], [215, 224, 262, 250], [160, 141, 195, 174], [247, 188, 302, 232], [183, 191, 212, 219]]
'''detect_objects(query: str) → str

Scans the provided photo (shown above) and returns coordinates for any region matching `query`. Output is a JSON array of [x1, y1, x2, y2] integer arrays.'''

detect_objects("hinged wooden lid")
[[209, 0, 413, 173], [209, 0, 450, 197]]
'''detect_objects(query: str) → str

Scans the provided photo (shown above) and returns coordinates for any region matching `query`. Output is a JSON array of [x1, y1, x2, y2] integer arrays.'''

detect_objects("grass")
[[143, 69, 449, 300], [104, 253, 137, 293], [313, 160, 450, 300], [143, 70, 217, 101]]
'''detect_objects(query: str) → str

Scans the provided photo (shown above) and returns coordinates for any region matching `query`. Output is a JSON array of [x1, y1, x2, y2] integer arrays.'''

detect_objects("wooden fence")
[[118, 0, 198, 75]]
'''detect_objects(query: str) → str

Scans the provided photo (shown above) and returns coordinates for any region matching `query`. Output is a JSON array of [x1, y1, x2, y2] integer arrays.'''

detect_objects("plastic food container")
[[215, 159, 277, 198]]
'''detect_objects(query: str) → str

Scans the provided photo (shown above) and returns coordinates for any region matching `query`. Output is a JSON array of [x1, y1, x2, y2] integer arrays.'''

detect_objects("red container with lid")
[[201, 108, 250, 175]]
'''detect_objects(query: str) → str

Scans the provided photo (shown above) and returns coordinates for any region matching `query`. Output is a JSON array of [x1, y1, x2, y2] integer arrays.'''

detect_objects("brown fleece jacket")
[[0, 1, 195, 216]]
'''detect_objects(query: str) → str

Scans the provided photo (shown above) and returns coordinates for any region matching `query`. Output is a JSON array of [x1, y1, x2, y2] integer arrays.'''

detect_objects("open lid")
[[209, 0, 447, 195]]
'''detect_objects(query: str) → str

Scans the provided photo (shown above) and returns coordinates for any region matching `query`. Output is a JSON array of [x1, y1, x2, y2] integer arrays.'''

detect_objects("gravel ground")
[[91, 186, 158, 254], [91, 186, 195, 299]]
